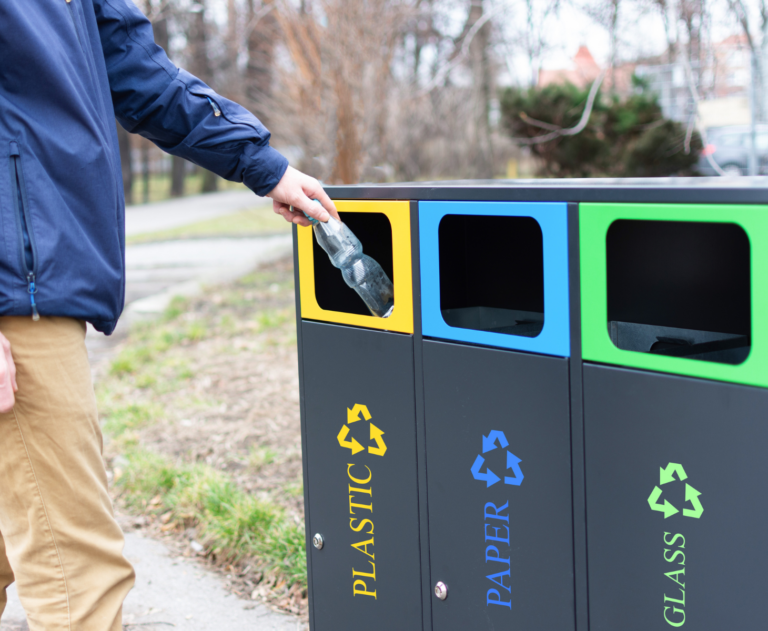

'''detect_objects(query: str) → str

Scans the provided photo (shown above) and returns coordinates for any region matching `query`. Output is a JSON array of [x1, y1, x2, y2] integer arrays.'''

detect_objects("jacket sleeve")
[[92, 0, 288, 196]]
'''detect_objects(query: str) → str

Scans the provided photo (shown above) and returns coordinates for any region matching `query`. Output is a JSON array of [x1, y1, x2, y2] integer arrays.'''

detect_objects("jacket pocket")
[[9, 142, 39, 320]]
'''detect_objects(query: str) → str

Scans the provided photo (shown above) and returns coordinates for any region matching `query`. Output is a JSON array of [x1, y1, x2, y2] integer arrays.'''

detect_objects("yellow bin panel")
[[297, 200, 413, 334]]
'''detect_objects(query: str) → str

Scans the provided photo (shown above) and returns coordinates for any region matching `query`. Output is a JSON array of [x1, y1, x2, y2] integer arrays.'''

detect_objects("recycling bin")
[[418, 201, 576, 631], [295, 181, 767, 631], [295, 200, 423, 631], [580, 203, 768, 630]]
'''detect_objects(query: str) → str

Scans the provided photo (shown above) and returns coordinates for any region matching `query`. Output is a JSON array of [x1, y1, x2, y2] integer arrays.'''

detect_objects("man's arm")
[[92, 0, 335, 224]]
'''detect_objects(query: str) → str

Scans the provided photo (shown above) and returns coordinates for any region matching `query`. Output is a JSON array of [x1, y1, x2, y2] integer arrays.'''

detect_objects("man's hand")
[[266, 166, 340, 227], [0, 332, 18, 413]]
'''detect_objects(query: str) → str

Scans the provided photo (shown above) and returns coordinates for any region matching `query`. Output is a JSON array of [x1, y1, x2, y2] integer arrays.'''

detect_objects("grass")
[[249, 446, 280, 470], [100, 303, 218, 450], [102, 401, 162, 440], [126, 208, 291, 245], [114, 449, 307, 587], [284, 476, 304, 499], [254, 308, 294, 333], [99, 261, 306, 596], [108, 302, 209, 378]]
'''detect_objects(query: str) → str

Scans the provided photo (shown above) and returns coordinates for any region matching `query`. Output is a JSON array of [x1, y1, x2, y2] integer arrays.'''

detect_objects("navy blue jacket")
[[0, 0, 289, 334]]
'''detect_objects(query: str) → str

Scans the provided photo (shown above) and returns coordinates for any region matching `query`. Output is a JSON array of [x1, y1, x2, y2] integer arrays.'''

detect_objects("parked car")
[[697, 125, 768, 176]]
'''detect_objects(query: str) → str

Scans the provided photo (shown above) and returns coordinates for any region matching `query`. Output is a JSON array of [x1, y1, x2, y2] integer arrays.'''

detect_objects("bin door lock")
[[434, 581, 448, 601], [312, 534, 325, 550]]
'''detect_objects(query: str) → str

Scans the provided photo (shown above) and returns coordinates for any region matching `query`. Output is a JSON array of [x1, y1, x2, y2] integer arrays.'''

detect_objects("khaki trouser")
[[0, 317, 135, 630]]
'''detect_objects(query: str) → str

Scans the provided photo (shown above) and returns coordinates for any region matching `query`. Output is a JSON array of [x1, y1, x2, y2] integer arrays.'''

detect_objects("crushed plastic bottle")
[[305, 209, 394, 318]]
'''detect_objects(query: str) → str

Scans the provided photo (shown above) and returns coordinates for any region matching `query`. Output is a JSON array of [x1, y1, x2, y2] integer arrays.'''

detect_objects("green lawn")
[[100, 260, 308, 607]]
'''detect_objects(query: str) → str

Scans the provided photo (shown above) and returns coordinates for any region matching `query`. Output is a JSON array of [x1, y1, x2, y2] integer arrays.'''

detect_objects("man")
[[0, 1, 334, 629]]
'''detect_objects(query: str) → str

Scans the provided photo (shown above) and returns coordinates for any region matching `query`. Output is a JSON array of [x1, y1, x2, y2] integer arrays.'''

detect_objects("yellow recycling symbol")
[[337, 404, 387, 457]]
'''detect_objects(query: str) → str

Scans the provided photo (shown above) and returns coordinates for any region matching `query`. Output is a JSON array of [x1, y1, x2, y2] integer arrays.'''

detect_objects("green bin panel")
[[580, 203, 768, 388]]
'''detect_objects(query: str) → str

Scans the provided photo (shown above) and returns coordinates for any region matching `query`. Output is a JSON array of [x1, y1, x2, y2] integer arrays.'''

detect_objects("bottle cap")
[[302, 200, 325, 225]]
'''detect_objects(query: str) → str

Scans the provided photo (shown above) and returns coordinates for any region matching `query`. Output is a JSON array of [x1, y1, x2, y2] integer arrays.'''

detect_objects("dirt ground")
[[98, 255, 309, 615], [103, 256, 302, 513]]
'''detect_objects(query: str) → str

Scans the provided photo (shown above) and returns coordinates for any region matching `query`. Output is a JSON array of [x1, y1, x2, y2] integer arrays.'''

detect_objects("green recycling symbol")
[[647, 463, 703, 519]]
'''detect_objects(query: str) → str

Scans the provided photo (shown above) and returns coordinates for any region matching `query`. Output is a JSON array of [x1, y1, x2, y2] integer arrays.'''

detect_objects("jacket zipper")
[[206, 97, 222, 117], [9, 143, 39, 321]]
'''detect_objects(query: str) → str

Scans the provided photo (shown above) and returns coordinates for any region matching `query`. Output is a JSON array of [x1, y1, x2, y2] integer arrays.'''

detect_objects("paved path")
[[0, 532, 303, 631], [86, 195, 292, 366], [125, 189, 268, 237], [125, 235, 292, 310]]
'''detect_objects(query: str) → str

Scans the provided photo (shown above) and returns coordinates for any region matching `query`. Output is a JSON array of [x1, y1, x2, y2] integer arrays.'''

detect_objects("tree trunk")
[[171, 157, 186, 197], [142, 140, 151, 204], [189, 2, 218, 192], [680, 0, 704, 92], [201, 167, 219, 193], [654, 0, 675, 64], [116, 123, 134, 205], [467, 0, 494, 178], [525, 0, 537, 86], [246, 0, 276, 124], [330, 74, 360, 184], [190, 5, 213, 87], [144, 0, 187, 198], [225, 0, 241, 102], [727, 0, 767, 121], [758, 3, 768, 121], [608, 0, 619, 94]]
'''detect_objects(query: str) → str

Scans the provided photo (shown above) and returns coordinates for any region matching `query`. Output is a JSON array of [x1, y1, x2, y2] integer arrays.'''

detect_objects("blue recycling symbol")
[[470, 430, 524, 488]]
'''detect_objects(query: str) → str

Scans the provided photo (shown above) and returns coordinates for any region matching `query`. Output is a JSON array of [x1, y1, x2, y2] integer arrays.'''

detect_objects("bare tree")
[[521, 0, 562, 87], [143, 0, 187, 198], [582, 0, 622, 93], [245, 0, 278, 125], [404, 0, 438, 87], [652, 0, 677, 62], [188, 1, 219, 193], [117, 0, 528, 185], [726, 0, 768, 121], [678, 0, 709, 90], [272, 1, 326, 177], [647, 0, 712, 84], [274, 0, 413, 183], [466, 0, 495, 177]]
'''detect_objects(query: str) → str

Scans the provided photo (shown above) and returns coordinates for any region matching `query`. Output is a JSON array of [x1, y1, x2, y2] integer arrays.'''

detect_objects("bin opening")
[[606, 219, 751, 365], [313, 211, 394, 316], [438, 215, 544, 338]]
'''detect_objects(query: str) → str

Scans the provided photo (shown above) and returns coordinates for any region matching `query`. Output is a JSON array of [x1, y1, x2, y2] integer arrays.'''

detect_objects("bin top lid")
[[324, 177, 768, 205]]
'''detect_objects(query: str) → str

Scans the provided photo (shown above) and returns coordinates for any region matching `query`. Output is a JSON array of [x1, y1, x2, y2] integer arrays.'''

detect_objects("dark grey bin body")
[[300, 321, 422, 631], [423, 340, 575, 631], [584, 363, 768, 631]]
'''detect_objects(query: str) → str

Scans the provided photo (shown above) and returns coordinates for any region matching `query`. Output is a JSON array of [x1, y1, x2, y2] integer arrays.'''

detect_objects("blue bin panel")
[[419, 201, 570, 357]]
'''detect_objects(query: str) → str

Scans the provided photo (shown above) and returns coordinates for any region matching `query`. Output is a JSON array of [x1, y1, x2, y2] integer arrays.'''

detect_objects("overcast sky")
[[491, 0, 743, 87], [539, 1, 739, 70]]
